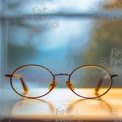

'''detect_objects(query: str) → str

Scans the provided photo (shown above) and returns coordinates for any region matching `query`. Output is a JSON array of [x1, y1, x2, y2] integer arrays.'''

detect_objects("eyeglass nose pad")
[[49, 81, 57, 91], [66, 81, 74, 91]]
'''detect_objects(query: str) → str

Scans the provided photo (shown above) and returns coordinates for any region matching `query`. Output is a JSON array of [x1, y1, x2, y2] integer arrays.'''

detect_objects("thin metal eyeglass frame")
[[5, 64, 118, 99]]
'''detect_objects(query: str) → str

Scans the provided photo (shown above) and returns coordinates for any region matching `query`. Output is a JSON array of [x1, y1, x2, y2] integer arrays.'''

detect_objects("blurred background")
[[0, 0, 122, 88]]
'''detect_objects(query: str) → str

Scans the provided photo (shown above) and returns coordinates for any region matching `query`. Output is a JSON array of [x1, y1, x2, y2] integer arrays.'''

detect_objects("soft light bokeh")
[[0, 0, 122, 88]]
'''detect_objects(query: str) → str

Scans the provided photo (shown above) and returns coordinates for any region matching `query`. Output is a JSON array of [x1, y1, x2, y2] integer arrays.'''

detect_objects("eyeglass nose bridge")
[[53, 73, 75, 91], [54, 73, 69, 77], [49, 73, 70, 91]]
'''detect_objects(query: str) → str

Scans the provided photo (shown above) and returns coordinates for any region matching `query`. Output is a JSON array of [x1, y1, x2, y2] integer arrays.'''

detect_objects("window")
[[0, 0, 122, 88]]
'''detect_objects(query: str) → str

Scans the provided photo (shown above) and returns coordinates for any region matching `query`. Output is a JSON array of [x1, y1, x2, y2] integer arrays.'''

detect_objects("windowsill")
[[0, 88, 122, 121]]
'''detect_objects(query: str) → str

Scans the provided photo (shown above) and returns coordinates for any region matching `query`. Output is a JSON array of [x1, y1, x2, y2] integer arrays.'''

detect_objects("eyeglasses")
[[5, 64, 118, 99]]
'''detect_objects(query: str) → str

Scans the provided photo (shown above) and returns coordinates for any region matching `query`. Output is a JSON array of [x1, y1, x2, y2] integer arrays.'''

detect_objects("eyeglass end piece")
[[5, 74, 12, 78], [111, 74, 118, 78]]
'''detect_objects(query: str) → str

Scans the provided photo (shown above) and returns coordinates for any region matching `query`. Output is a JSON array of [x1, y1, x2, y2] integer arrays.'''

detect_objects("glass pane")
[[0, 0, 122, 88]]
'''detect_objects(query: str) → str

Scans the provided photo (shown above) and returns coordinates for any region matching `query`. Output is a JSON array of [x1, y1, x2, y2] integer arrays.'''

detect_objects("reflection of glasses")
[[5, 64, 118, 99], [9, 99, 55, 117]]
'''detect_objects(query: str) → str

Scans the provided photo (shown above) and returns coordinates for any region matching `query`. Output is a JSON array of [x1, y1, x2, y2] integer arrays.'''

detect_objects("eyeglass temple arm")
[[5, 74, 29, 94], [95, 74, 118, 94]]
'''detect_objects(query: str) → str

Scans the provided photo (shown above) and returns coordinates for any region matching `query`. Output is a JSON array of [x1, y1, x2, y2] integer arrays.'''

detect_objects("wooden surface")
[[0, 88, 122, 121]]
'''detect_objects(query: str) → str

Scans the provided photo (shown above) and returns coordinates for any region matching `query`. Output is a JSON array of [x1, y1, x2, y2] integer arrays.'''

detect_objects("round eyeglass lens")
[[11, 65, 54, 98], [70, 65, 112, 98]]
